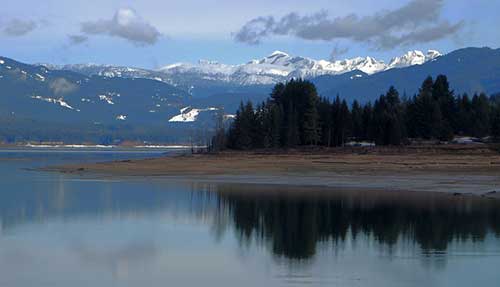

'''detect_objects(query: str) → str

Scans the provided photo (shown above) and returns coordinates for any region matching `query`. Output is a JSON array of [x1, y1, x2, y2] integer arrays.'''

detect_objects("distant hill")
[[0, 56, 193, 125], [1, 47, 500, 143]]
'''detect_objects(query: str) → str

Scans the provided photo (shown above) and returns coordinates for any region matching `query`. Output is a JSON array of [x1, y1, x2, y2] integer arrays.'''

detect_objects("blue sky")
[[0, 0, 498, 68]]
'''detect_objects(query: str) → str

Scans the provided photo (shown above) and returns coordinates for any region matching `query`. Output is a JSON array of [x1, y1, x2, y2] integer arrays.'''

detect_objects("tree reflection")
[[1, 177, 500, 264], [213, 185, 500, 260]]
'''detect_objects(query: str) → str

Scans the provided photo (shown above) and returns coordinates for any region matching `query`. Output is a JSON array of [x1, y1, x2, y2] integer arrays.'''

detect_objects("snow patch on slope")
[[99, 94, 115, 105], [169, 107, 218, 122], [31, 95, 79, 111]]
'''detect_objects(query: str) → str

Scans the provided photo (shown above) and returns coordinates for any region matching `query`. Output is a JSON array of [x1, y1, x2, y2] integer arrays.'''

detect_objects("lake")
[[0, 149, 499, 287]]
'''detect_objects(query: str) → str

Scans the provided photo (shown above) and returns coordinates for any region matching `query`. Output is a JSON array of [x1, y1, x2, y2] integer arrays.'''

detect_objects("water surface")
[[1, 149, 499, 287]]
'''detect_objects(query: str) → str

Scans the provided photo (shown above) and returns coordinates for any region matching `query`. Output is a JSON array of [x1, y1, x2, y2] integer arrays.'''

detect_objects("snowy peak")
[[54, 49, 442, 86], [159, 49, 440, 84], [426, 50, 442, 60], [260, 50, 292, 65], [269, 50, 290, 57], [387, 50, 442, 69]]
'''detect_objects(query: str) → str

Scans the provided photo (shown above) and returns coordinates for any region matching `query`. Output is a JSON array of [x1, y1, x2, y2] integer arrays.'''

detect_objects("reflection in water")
[[2, 151, 500, 286], [2, 176, 500, 263], [213, 185, 500, 260]]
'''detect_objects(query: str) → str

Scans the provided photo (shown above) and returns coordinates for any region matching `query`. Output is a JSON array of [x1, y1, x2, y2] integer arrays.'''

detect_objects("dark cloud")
[[68, 34, 89, 45], [330, 45, 349, 60], [234, 0, 463, 50], [81, 8, 161, 46], [2, 19, 37, 36]]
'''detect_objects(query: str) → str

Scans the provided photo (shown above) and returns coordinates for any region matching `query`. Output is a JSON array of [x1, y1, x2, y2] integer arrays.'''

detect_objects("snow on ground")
[[452, 137, 482, 144], [35, 73, 45, 81], [345, 141, 376, 147], [99, 94, 115, 105], [25, 144, 114, 148], [169, 107, 218, 122], [31, 95, 79, 111], [350, 74, 364, 80]]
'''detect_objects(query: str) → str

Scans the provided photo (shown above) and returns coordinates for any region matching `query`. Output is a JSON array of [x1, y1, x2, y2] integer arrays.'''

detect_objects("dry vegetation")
[[49, 144, 500, 177]]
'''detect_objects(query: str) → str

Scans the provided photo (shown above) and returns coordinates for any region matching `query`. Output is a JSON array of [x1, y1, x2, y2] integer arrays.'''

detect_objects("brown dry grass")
[[49, 144, 500, 177]]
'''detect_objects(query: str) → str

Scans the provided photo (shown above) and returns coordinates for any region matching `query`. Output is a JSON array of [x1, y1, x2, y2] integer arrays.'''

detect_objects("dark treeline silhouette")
[[215, 76, 500, 150], [214, 186, 500, 260]]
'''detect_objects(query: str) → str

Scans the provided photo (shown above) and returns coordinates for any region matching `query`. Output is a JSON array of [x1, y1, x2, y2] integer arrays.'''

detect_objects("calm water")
[[1, 149, 500, 287]]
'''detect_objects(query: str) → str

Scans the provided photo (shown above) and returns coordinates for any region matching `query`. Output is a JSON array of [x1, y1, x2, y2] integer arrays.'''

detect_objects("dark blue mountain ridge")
[[0, 56, 190, 126], [311, 47, 500, 102]]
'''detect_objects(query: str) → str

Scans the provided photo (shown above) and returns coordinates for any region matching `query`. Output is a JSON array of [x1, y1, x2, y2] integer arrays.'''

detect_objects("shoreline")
[[0, 144, 199, 149], [41, 145, 500, 199]]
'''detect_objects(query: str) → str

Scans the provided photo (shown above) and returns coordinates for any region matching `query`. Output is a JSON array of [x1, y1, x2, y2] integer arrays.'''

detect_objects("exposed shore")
[[43, 145, 500, 198]]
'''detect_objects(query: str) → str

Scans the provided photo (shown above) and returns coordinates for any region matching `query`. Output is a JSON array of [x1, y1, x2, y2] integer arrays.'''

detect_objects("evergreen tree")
[[301, 84, 321, 145], [351, 100, 364, 141], [384, 86, 404, 145], [471, 93, 491, 138], [331, 96, 352, 146], [318, 97, 333, 147], [491, 103, 500, 141], [228, 101, 256, 149], [410, 76, 440, 139], [371, 96, 386, 145], [432, 75, 455, 140], [339, 100, 352, 145], [456, 93, 473, 135], [361, 103, 373, 141]]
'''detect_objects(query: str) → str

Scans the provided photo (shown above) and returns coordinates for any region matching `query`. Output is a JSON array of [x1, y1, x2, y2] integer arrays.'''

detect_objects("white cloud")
[[81, 8, 161, 46]]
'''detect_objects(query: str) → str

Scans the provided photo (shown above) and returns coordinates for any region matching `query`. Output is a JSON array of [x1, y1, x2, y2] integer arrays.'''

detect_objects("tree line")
[[212, 75, 500, 150]]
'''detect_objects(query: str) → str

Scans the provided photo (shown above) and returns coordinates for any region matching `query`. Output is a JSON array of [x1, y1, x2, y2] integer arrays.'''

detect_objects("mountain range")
[[48, 49, 442, 89], [1, 47, 500, 143]]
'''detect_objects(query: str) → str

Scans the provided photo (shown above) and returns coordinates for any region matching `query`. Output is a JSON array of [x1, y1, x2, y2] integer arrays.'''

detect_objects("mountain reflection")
[[212, 185, 500, 259]]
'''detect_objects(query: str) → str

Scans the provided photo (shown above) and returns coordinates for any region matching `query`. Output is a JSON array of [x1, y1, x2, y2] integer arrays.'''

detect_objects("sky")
[[0, 0, 498, 68]]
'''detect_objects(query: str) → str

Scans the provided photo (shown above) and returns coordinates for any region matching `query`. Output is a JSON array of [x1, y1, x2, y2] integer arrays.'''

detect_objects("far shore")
[[42, 144, 500, 199], [0, 143, 202, 149]]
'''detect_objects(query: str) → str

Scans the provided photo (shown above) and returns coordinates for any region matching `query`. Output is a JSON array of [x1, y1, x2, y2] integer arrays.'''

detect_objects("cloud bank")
[[81, 8, 161, 46], [234, 0, 463, 50], [2, 19, 37, 36]]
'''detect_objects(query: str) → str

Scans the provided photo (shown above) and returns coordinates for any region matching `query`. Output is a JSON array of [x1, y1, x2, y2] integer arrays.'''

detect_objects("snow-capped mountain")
[[53, 50, 442, 87], [42, 63, 177, 85], [387, 50, 441, 69], [3, 47, 500, 143], [159, 50, 441, 85]]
